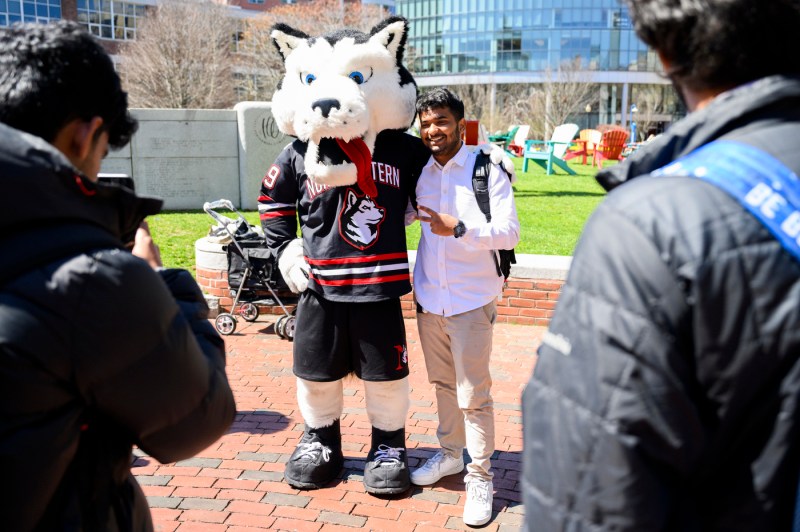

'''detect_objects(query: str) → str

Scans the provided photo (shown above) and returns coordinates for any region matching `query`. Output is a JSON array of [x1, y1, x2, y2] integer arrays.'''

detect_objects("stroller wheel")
[[275, 315, 287, 339], [240, 303, 259, 322], [215, 313, 237, 335], [283, 316, 297, 341]]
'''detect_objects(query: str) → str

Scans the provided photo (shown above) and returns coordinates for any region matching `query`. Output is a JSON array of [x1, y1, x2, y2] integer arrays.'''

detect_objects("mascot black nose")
[[313, 98, 341, 118]]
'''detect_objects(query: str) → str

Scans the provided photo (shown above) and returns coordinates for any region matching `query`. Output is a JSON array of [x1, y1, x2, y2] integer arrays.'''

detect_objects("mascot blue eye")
[[349, 71, 365, 84], [303, 73, 316, 85]]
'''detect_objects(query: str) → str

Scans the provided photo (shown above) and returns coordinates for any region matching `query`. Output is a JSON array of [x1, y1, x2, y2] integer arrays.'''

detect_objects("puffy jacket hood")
[[596, 75, 800, 191], [0, 122, 162, 281]]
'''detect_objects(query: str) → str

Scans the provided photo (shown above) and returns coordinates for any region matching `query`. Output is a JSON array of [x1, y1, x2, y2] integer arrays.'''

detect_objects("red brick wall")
[[197, 268, 562, 327], [399, 278, 561, 326], [196, 267, 298, 315]]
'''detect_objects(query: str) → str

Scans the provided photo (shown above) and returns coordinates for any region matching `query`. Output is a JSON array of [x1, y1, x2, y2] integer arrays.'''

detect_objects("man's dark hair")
[[0, 20, 137, 148], [625, 0, 800, 92], [416, 87, 465, 122]]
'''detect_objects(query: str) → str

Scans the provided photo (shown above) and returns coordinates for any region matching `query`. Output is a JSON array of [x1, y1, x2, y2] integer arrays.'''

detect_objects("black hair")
[[416, 87, 465, 122], [625, 0, 800, 92], [0, 20, 137, 148]]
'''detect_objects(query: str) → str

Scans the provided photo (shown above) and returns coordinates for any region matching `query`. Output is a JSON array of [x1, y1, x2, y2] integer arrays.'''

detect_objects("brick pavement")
[[133, 317, 543, 531]]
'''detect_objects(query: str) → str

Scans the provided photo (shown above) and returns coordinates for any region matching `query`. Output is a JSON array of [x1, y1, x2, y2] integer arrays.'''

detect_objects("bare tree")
[[463, 61, 596, 142], [119, 0, 236, 109], [447, 84, 492, 124], [239, 0, 389, 102], [497, 84, 542, 138], [537, 58, 596, 139]]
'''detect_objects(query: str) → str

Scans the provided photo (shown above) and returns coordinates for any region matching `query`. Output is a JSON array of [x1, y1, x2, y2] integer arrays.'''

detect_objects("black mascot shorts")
[[292, 289, 409, 382]]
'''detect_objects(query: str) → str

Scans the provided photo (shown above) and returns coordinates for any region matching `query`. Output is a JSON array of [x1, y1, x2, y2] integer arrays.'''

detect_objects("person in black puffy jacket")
[[522, 1, 800, 530], [0, 21, 236, 531]]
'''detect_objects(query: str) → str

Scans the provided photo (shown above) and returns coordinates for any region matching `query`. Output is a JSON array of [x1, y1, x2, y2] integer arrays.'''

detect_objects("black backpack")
[[472, 151, 517, 280]]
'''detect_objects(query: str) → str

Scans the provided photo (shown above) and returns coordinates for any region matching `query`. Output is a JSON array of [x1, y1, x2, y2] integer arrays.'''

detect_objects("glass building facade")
[[76, 0, 147, 41], [1, 0, 61, 26], [396, 0, 678, 133], [397, 0, 657, 76], [1, 0, 149, 42]]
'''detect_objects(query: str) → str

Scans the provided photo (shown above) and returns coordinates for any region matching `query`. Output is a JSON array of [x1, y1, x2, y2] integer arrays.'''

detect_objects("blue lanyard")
[[653, 140, 800, 263]]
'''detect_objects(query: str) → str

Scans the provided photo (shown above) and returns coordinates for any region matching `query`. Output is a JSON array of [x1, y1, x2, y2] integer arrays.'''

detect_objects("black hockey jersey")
[[259, 129, 430, 302]]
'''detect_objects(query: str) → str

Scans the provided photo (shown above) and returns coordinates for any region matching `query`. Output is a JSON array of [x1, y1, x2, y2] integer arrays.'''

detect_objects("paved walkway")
[[133, 317, 543, 531]]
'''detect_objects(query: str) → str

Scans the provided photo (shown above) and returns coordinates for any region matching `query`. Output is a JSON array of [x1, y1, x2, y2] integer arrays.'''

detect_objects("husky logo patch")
[[339, 188, 385, 250]]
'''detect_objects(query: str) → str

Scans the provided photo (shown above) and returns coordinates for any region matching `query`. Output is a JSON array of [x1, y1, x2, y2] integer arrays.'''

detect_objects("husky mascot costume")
[[260, 16, 511, 495]]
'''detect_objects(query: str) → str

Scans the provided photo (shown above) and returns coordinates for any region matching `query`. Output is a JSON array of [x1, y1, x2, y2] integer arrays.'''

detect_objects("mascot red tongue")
[[336, 137, 376, 197]]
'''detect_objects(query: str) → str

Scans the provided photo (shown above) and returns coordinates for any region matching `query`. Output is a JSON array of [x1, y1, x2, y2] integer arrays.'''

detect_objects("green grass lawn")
[[148, 158, 608, 272]]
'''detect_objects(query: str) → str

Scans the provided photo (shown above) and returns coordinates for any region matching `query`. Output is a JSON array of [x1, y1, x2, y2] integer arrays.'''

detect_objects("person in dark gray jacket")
[[0, 22, 236, 531], [522, 1, 800, 530]]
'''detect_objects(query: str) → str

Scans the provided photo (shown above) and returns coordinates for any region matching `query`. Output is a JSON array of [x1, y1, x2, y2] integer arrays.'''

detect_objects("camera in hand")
[[97, 172, 135, 191]]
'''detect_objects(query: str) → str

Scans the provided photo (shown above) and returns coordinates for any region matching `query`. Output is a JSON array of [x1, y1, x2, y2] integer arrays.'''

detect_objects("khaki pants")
[[416, 301, 496, 481]]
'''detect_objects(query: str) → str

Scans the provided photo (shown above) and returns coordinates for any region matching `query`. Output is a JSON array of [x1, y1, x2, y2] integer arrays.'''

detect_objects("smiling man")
[[409, 87, 519, 527]]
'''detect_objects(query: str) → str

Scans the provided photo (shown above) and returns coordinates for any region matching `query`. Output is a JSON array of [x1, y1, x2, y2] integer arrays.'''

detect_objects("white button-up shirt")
[[413, 144, 520, 317]]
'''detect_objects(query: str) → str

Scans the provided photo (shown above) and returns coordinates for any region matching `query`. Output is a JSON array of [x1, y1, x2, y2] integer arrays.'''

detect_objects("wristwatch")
[[453, 220, 466, 238]]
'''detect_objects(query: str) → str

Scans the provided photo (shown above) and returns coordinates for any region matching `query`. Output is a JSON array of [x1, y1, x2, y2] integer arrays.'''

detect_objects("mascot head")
[[270, 16, 417, 192]]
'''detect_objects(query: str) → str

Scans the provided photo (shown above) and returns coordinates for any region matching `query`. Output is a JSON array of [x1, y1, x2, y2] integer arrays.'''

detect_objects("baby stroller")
[[203, 199, 297, 339]]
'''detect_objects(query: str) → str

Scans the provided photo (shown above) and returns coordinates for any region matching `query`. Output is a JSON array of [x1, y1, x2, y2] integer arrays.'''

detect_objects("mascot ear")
[[369, 16, 409, 63], [271, 23, 310, 61]]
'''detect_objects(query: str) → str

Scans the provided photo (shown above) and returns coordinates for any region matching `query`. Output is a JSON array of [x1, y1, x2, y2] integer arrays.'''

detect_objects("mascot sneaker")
[[284, 420, 344, 490], [410, 449, 465, 486], [463, 479, 493, 527], [363, 427, 410, 495]]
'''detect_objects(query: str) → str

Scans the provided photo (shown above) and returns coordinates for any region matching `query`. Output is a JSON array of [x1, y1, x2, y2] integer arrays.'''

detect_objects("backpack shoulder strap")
[[472, 151, 518, 279], [472, 151, 493, 223], [653, 140, 800, 265]]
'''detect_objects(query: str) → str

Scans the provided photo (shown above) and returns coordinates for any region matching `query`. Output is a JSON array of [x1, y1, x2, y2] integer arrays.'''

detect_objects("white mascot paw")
[[278, 238, 310, 293], [478, 142, 518, 184]]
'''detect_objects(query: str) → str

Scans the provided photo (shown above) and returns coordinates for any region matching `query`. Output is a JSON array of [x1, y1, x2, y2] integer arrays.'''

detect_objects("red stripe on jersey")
[[258, 194, 274, 202], [307, 252, 408, 266], [259, 210, 295, 219], [310, 273, 410, 286]]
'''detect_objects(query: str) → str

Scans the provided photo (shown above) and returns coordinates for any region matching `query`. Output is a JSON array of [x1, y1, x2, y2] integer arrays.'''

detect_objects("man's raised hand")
[[417, 205, 459, 237]]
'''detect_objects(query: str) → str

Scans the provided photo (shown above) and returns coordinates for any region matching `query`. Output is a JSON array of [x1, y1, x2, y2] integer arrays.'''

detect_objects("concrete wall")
[[101, 103, 289, 210]]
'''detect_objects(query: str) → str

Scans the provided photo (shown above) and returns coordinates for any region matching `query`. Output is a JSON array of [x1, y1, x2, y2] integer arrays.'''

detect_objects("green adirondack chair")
[[522, 123, 580, 175], [488, 125, 520, 152]]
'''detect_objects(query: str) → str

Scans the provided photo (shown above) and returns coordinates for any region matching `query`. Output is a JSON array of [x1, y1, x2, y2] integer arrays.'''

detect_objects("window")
[[1, 0, 61, 27], [76, 0, 146, 41], [232, 29, 246, 53]]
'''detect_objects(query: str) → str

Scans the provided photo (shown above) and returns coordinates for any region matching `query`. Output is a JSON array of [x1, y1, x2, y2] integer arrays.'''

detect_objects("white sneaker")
[[410, 450, 464, 486], [463, 479, 493, 527]]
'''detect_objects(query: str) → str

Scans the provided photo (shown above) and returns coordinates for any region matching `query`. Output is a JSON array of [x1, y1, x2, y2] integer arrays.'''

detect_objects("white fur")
[[278, 238, 310, 293], [302, 141, 358, 187], [364, 378, 409, 431], [270, 19, 416, 186], [296, 377, 343, 428], [272, 29, 307, 61], [479, 143, 518, 184]]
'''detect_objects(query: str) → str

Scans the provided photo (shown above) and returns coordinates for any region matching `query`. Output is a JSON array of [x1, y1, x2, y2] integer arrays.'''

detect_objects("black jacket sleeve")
[[72, 253, 236, 464]]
